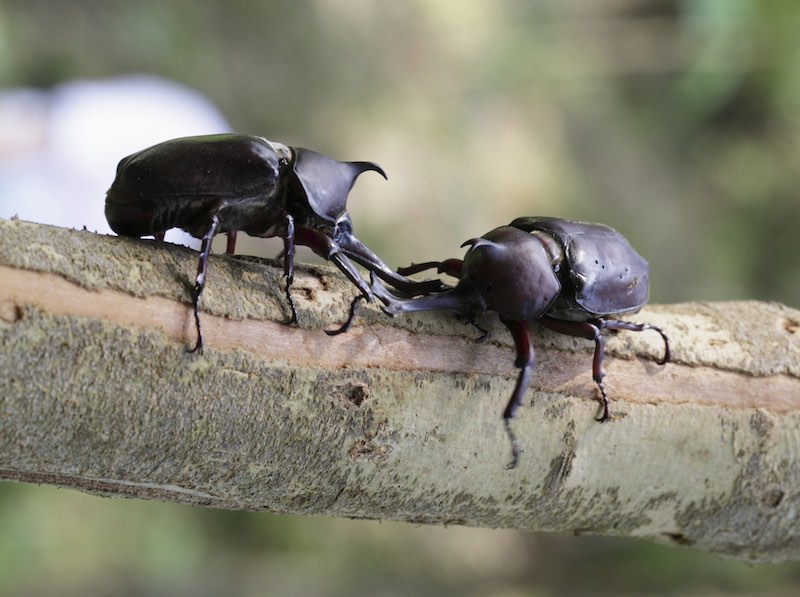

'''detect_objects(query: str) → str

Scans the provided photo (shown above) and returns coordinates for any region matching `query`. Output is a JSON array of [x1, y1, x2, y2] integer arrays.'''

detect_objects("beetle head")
[[460, 226, 561, 321], [375, 226, 560, 322], [291, 148, 386, 232]]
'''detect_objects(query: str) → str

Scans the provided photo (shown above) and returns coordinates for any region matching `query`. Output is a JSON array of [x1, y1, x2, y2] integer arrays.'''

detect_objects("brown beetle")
[[105, 134, 442, 352], [371, 217, 670, 467]]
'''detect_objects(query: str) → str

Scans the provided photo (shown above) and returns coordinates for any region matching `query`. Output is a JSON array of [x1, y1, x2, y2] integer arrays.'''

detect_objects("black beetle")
[[105, 133, 442, 352], [370, 216, 670, 468]]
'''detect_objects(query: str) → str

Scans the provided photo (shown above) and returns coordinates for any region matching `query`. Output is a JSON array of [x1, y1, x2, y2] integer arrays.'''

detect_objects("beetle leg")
[[599, 319, 671, 365], [397, 258, 464, 279], [293, 228, 373, 301], [396, 261, 442, 276], [335, 233, 445, 295], [225, 230, 238, 255], [325, 295, 366, 336], [368, 271, 399, 311], [500, 317, 535, 469], [293, 227, 377, 333], [188, 214, 221, 354], [324, 251, 381, 334], [539, 317, 610, 422], [328, 251, 374, 300], [282, 214, 299, 324], [438, 258, 465, 279]]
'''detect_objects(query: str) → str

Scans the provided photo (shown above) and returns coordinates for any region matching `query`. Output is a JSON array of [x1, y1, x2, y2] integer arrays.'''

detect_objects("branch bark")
[[1, 218, 799, 562]]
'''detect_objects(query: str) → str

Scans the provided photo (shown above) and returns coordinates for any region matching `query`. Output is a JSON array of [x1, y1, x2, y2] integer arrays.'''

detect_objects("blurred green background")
[[1, 0, 799, 595]]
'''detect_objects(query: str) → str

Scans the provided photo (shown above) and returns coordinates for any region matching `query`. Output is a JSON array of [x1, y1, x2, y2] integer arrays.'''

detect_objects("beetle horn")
[[292, 149, 386, 224], [370, 272, 484, 317], [461, 237, 500, 251], [347, 161, 387, 180]]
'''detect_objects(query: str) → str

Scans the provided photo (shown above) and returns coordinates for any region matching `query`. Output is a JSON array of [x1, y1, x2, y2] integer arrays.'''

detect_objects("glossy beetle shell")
[[106, 134, 290, 238], [104, 133, 443, 351], [371, 215, 669, 468], [509, 216, 650, 320]]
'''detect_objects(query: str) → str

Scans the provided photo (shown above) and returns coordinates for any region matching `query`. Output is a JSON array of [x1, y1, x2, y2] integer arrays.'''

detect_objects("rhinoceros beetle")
[[105, 133, 442, 352], [370, 216, 670, 468]]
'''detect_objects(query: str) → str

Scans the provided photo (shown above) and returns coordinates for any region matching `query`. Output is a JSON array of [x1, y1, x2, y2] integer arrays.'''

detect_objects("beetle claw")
[[284, 285, 299, 324], [465, 318, 490, 342], [286, 293, 299, 325], [325, 295, 365, 335], [655, 327, 671, 365], [504, 419, 521, 469], [594, 382, 611, 422], [187, 302, 205, 354], [595, 404, 611, 423]]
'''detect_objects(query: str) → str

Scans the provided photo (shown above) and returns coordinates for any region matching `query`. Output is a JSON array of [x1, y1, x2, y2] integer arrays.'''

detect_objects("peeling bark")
[[1, 218, 799, 562]]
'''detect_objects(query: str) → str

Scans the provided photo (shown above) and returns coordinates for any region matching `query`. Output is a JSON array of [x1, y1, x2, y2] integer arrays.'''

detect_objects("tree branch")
[[1, 218, 799, 562]]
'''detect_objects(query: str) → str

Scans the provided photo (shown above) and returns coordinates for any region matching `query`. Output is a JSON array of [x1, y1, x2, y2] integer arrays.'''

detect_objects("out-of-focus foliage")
[[2, 0, 798, 306], [1, 0, 799, 595]]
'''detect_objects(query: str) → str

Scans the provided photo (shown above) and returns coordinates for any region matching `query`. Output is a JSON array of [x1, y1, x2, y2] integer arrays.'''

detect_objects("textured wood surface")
[[1, 218, 798, 562]]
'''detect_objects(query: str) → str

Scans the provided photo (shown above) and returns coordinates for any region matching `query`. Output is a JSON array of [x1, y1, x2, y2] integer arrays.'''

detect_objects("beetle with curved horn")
[[370, 217, 671, 468], [105, 134, 443, 352]]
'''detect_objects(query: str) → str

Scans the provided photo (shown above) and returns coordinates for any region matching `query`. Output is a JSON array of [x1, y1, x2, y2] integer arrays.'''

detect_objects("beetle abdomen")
[[104, 193, 161, 236], [511, 216, 650, 317], [105, 192, 221, 237], [105, 134, 285, 237]]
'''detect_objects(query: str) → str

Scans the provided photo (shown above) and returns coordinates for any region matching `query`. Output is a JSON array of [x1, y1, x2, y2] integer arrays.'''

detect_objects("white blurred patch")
[[0, 74, 231, 247]]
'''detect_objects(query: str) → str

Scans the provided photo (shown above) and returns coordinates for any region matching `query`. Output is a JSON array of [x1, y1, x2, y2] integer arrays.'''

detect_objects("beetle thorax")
[[462, 227, 562, 321]]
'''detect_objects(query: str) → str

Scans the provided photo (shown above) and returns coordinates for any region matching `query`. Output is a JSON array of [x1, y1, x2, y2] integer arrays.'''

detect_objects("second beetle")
[[371, 216, 671, 468]]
